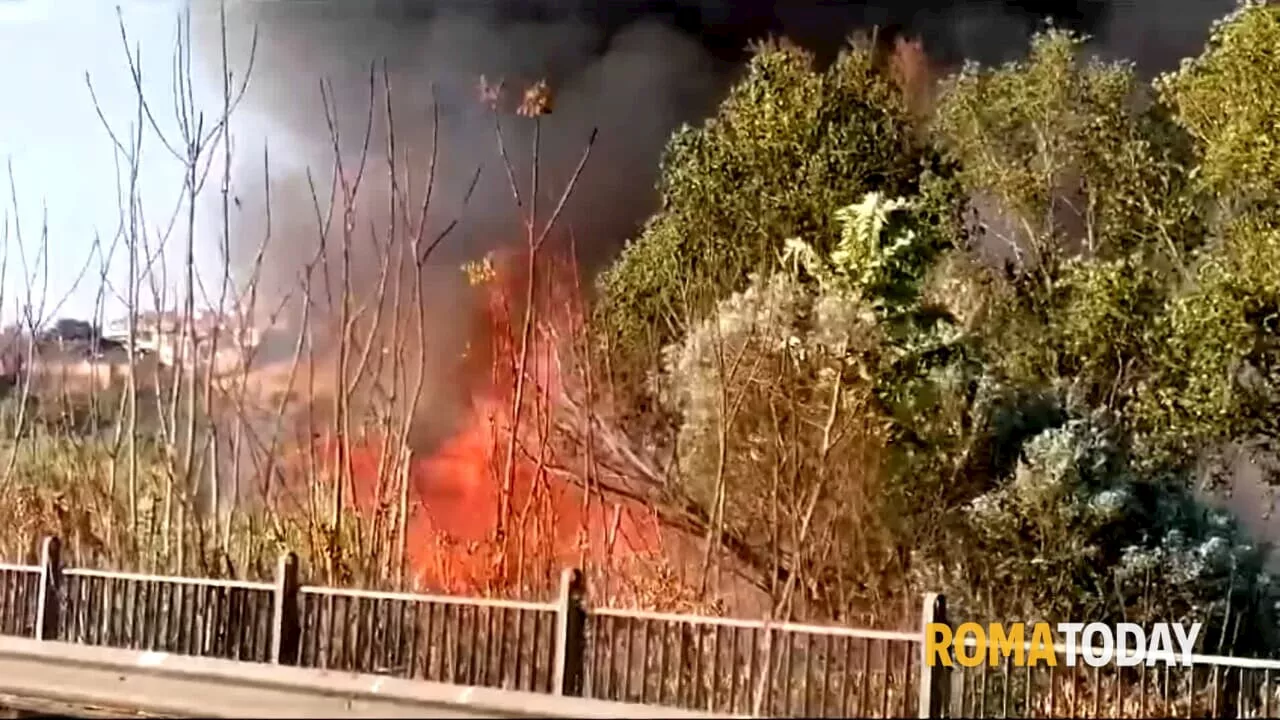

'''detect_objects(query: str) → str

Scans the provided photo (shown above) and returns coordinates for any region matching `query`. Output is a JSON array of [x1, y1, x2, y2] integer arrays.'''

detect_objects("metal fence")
[[0, 562, 40, 638], [58, 568, 276, 663], [294, 585, 560, 694], [3, 536, 1279, 718], [583, 608, 919, 717], [946, 639, 1280, 718]]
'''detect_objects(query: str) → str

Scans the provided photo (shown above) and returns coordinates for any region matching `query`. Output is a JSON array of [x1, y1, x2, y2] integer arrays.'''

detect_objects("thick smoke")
[[191, 2, 753, 481], [196, 0, 1232, 301], [201, 3, 730, 294]]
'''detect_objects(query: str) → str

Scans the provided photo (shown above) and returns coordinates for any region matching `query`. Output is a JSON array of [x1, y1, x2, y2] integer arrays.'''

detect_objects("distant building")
[[103, 306, 267, 375]]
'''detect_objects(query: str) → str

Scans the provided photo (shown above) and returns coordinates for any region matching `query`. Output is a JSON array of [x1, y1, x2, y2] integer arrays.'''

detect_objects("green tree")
[[1122, 1, 1280, 481], [1157, 0, 1280, 208], [594, 38, 939, 377], [1130, 209, 1280, 480], [934, 29, 1202, 268], [931, 28, 1205, 400]]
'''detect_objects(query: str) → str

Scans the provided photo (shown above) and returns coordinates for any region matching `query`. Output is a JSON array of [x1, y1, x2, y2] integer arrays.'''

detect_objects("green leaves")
[[830, 193, 914, 297], [938, 413, 1276, 642], [782, 191, 947, 312], [1130, 213, 1280, 478], [934, 29, 1201, 271], [595, 39, 933, 368], [1048, 255, 1167, 404], [1158, 0, 1280, 205]]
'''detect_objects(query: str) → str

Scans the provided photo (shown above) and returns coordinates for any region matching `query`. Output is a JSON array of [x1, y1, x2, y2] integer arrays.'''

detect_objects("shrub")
[[652, 193, 958, 618], [918, 409, 1278, 654]]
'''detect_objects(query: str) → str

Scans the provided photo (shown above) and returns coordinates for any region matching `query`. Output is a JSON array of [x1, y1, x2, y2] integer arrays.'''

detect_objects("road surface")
[[0, 694, 155, 718]]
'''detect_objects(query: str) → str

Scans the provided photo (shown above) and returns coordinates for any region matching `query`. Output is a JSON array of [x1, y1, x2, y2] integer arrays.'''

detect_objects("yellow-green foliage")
[[1157, 0, 1280, 204], [0, 429, 168, 565], [1132, 210, 1280, 471], [933, 28, 1203, 266], [595, 39, 934, 368]]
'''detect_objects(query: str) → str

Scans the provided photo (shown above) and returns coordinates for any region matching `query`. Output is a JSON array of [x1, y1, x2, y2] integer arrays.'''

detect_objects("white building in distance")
[[104, 307, 266, 375]]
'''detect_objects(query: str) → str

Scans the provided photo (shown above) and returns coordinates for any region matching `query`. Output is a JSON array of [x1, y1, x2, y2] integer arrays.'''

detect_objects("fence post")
[[552, 567, 586, 697], [34, 535, 62, 641], [270, 551, 300, 665], [918, 592, 949, 719]]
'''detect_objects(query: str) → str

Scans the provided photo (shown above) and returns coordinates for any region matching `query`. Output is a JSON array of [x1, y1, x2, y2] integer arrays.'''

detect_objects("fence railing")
[[583, 607, 920, 717], [3, 536, 1279, 718], [294, 584, 560, 694], [0, 562, 39, 638], [57, 566, 276, 663], [0, 537, 920, 716], [948, 635, 1280, 718]]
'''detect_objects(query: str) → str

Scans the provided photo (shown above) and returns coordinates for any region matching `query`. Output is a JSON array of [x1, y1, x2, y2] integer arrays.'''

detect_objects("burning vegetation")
[[289, 246, 668, 599], [4, 1, 1280, 656]]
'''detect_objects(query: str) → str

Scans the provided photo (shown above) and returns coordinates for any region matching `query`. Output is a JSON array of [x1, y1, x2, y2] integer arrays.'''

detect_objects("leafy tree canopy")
[[594, 38, 942, 370]]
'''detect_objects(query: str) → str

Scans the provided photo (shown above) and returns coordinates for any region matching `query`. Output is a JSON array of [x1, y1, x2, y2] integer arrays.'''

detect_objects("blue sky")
[[0, 0, 268, 329]]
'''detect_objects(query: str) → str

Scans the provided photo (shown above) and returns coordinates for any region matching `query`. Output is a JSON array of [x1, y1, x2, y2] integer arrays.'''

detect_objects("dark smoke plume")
[[195, 1, 743, 458], [196, 0, 1231, 296]]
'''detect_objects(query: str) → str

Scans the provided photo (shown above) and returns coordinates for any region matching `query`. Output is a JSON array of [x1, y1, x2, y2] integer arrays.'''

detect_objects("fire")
[[308, 245, 662, 595]]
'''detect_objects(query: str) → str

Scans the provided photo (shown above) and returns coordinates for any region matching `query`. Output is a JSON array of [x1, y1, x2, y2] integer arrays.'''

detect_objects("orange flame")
[[326, 245, 661, 594]]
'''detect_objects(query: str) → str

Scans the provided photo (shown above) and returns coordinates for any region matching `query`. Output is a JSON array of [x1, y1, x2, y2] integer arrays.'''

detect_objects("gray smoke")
[[194, 0, 1233, 303], [198, 2, 729, 303]]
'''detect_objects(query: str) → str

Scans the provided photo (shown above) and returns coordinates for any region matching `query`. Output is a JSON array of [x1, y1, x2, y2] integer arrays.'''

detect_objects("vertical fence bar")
[[552, 567, 586, 696], [270, 552, 300, 665], [918, 592, 948, 719], [34, 536, 62, 641]]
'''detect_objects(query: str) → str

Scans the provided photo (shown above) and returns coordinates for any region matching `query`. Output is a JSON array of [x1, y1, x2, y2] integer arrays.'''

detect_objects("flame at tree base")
[[411, 405, 662, 594], [331, 422, 662, 595], [295, 246, 664, 597]]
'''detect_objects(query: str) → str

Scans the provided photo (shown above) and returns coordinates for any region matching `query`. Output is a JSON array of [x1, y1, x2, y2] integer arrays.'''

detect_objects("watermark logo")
[[925, 622, 1202, 668]]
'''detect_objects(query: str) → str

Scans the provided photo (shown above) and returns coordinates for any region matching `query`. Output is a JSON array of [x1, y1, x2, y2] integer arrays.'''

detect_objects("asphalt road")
[[0, 695, 155, 718], [0, 635, 723, 719]]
